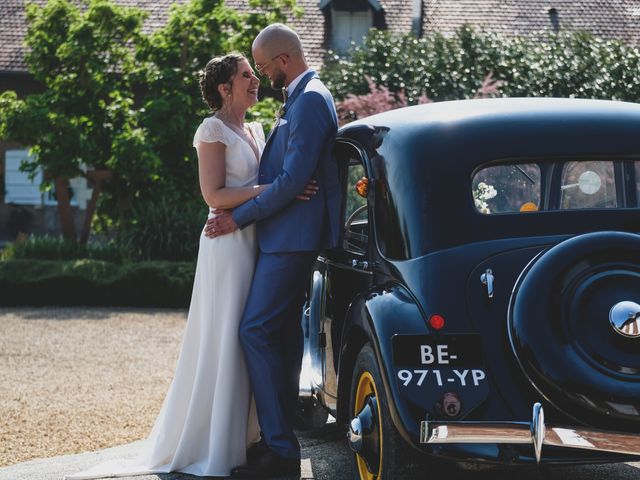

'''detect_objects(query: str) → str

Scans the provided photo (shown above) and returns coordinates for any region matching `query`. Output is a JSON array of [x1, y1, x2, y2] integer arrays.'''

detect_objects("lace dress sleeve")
[[193, 117, 230, 147]]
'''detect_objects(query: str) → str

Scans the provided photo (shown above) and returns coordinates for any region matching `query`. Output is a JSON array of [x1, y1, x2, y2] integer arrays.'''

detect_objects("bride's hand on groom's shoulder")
[[296, 179, 319, 201], [205, 209, 237, 238]]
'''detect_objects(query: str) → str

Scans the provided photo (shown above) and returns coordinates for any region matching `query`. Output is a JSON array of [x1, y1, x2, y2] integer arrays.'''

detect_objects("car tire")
[[509, 231, 640, 428], [349, 343, 421, 480]]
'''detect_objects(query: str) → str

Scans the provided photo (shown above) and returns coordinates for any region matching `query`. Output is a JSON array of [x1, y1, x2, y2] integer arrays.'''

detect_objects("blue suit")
[[232, 70, 340, 459]]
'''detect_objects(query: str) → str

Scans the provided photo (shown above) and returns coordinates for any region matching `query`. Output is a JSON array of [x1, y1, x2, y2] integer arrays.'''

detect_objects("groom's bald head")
[[252, 24, 308, 88], [253, 23, 304, 61]]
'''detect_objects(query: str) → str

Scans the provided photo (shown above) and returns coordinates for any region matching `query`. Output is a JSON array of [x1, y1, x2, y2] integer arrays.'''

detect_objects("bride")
[[66, 53, 316, 479]]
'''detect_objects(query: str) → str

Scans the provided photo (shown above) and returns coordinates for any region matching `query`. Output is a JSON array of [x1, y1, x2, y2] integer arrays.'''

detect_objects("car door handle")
[[480, 268, 494, 299], [352, 259, 369, 270]]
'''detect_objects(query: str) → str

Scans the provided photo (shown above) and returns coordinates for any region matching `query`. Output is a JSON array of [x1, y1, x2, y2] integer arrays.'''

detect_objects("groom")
[[205, 24, 340, 478]]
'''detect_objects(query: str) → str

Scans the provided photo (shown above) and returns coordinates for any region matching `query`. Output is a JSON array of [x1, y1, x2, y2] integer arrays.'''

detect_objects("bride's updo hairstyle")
[[198, 53, 245, 111]]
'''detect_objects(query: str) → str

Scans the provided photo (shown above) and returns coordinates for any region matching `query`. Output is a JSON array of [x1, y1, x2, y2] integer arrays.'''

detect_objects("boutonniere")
[[273, 102, 287, 130]]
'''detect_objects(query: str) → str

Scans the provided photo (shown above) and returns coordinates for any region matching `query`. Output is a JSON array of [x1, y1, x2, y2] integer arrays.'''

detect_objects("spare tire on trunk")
[[508, 231, 640, 430]]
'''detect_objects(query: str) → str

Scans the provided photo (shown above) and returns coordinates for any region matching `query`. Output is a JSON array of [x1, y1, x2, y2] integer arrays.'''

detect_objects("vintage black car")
[[297, 97, 640, 479]]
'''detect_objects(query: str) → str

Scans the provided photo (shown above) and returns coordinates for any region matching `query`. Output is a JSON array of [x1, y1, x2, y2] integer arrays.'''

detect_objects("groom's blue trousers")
[[239, 250, 316, 460]]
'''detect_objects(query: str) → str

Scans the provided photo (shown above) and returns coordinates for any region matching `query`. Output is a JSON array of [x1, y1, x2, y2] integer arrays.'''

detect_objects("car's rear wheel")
[[348, 343, 420, 479], [509, 231, 640, 429]]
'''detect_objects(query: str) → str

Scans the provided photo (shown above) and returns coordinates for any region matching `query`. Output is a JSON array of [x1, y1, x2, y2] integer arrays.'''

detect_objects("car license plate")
[[392, 335, 489, 414], [393, 334, 483, 367]]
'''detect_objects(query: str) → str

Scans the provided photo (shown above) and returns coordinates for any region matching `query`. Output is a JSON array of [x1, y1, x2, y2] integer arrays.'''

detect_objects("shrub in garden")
[[1, 235, 125, 262], [116, 192, 207, 261], [0, 259, 194, 307]]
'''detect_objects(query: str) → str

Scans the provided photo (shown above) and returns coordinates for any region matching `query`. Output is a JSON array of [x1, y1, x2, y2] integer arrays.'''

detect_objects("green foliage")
[[246, 96, 281, 136], [0, 259, 194, 307], [323, 26, 640, 104], [132, 0, 296, 210], [0, 0, 296, 252], [117, 194, 208, 261], [0, 236, 125, 262], [116, 0, 295, 235], [16, 0, 156, 182]]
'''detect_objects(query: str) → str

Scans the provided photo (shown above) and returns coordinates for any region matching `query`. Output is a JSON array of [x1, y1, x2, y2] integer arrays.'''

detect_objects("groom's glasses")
[[255, 53, 288, 74]]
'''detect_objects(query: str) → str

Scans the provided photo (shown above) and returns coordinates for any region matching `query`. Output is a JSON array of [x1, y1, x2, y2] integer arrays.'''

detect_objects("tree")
[[0, 0, 154, 242], [129, 0, 298, 214], [111, 0, 296, 259], [0, 0, 296, 249]]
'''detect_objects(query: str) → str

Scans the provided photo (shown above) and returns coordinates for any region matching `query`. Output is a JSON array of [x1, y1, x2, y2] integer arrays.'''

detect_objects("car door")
[[309, 142, 374, 407]]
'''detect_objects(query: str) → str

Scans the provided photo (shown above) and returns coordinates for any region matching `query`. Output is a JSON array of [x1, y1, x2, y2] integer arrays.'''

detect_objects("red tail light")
[[429, 314, 445, 330]]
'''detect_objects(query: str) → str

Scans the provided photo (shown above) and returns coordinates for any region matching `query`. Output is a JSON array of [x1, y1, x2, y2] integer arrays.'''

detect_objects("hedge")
[[323, 27, 640, 104], [0, 259, 195, 307]]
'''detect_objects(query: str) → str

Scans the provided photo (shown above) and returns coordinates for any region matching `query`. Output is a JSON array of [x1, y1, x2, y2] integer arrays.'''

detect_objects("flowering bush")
[[335, 76, 431, 125], [335, 72, 503, 126]]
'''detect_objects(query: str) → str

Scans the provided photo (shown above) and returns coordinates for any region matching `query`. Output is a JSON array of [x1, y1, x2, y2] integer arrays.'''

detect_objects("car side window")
[[472, 163, 541, 214], [343, 161, 368, 254], [560, 161, 616, 209]]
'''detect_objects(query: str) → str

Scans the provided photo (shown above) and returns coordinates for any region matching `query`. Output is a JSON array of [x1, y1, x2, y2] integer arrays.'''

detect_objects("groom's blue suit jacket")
[[232, 71, 341, 253]]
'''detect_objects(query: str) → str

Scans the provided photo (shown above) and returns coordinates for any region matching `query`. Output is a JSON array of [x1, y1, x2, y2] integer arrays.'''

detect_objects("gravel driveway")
[[0, 307, 185, 467]]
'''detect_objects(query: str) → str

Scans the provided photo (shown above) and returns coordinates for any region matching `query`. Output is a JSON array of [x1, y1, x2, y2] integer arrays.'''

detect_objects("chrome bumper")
[[421, 403, 640, 463]]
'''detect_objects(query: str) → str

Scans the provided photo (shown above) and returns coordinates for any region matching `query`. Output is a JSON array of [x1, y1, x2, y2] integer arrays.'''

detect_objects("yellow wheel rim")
[[354, 371, 383, 480]]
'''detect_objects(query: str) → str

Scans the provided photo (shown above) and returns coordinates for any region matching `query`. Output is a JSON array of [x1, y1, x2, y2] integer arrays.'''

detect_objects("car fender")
[[337, 282, 429, 448]]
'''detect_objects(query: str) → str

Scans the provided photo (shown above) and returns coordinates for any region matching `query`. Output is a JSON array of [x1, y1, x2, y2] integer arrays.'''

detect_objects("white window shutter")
[[4, 149, 43, 205]]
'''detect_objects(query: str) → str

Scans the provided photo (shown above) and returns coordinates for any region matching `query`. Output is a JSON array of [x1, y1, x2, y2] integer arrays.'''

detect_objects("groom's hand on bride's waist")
[[205, 209, 238, 238]]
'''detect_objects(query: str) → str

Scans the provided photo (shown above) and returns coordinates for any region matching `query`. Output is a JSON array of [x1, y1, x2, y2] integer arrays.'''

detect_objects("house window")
[[321, 0, 383, 52], [548, 8, 560, 32], [331, 8, 373, 51], [43, 177, 86, 208], [4, 149, 89, 208], [4, 149, 42, 205]]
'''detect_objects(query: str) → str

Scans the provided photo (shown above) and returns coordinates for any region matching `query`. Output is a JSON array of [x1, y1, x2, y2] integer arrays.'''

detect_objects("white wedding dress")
[[66, 117, 265, 479]]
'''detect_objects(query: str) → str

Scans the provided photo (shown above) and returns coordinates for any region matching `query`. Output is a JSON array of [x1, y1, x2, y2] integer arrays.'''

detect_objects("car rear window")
[[472, 160, 625, 214], [560, 161, 617, 209]]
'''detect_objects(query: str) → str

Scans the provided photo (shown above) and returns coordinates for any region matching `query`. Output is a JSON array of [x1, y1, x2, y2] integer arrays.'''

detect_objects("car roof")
[[342, 97, 640, 135], [337, 98, 640, 255], [339, 97, 640, 169]]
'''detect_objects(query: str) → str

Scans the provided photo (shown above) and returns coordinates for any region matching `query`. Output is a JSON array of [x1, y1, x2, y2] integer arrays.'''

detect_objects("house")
[[1, 0, 639, 243]]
